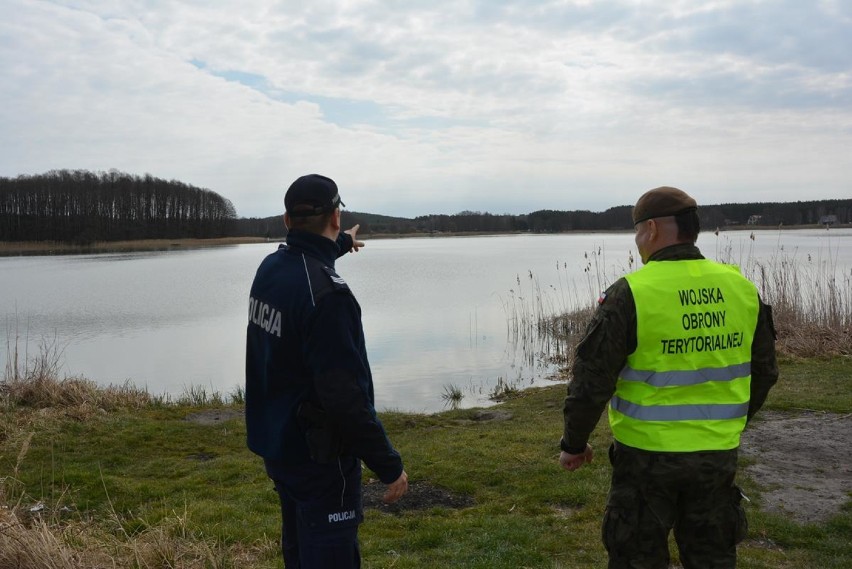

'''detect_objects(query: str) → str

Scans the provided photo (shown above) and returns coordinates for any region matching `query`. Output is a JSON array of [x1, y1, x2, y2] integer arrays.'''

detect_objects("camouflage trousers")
[[602, 442, 747, 569]]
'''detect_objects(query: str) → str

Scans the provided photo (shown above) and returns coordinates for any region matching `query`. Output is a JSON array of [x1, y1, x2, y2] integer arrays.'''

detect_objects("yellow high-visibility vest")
[[610, 259, 759, 451]]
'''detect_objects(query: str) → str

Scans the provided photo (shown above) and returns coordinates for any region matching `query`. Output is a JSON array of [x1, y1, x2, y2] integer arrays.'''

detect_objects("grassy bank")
[[1, 356, 850, 568]]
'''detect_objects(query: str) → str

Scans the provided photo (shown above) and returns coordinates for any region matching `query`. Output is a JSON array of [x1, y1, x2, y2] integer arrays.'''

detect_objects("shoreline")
[[0, 236, 270, 257], [0, 224, 845, 257]]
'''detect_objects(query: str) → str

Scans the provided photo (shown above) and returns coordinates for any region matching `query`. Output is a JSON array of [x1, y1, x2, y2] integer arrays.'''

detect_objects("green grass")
[[763, 356, 852, 411], [2, 357, 850, 568]]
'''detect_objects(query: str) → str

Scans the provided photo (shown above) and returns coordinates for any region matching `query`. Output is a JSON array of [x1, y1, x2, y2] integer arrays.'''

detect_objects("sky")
[[1, 1, 850, 219]]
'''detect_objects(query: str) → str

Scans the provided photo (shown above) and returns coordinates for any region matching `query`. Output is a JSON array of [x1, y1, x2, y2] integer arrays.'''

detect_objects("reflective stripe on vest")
[[609, 259, 759, 452], [620, 361, 751, 387], [610, 396, 750, 421]]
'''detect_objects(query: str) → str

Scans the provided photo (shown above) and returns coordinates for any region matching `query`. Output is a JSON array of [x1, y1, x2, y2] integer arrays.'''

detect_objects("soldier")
[[246, 174, 408, 568], [559, 187, 778, 568]]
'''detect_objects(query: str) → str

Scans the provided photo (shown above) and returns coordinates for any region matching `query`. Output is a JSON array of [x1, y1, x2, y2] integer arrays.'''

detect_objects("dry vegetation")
[[0, 499, 272, 569], [0, 340, 264, 568], [751, 258, 852, 357], [533, 248, 852, 370]]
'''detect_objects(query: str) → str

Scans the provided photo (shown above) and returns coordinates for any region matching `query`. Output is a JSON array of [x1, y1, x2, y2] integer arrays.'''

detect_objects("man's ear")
[[331, 208, 342, 232], [283, 213, 290, 230], [647, 218, 658, 240]]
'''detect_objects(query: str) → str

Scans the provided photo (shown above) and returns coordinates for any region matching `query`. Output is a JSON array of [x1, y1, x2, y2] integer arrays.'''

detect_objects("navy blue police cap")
[[285, 174, 345, 217]]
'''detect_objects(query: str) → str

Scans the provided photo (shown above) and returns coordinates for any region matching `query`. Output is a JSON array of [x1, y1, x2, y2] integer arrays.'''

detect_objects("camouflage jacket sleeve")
[[747, 298, 779, 421], [562, 277, 636, 453]]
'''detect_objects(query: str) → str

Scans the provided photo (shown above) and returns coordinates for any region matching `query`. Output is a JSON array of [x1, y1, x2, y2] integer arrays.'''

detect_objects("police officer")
[[559, 187, 778, 569], [246, 174, 408, 568]]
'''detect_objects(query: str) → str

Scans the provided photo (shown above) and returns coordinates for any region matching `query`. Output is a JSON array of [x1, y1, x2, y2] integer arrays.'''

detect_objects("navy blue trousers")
[[266, 455, 363, 569]]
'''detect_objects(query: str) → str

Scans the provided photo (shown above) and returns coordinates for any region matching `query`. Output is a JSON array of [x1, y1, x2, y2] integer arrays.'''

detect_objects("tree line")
[[233, 200, 851, 238], [0, 170, 236, 242], [230, 207, 637, 237]]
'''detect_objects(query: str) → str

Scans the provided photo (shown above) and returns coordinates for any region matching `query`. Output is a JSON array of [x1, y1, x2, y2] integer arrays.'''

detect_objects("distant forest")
[[1, 170, 849, 243], [239, 200, 852, 238], [0, 170, 236, 242]]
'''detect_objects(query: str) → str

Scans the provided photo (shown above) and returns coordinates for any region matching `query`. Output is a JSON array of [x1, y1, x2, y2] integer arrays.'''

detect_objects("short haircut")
[[675, 209, 701, 243], [287, 206, 334, 234]]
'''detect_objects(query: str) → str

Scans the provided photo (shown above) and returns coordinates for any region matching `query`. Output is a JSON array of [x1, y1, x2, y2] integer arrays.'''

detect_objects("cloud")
[[1, 0, 850, 218]]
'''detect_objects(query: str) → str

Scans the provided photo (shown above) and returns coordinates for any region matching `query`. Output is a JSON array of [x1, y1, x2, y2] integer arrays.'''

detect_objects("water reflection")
[[2, 229, 850, 412]]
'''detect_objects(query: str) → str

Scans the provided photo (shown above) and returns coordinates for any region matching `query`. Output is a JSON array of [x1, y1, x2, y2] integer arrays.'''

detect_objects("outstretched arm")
[[336, 225, 365, 257], [345, 224, 365, 252]]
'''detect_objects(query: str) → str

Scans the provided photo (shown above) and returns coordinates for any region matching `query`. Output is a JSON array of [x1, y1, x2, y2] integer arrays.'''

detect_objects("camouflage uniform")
[[562, 243, 778, 569]]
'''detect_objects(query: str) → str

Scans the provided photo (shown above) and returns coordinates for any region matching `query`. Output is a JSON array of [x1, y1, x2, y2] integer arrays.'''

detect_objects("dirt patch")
[[739, 410, 851, 524], [469, 410, 513, 422], [184, 408, 244, 425], [551, 504, 583, 518], [186, 452, 217, 462], [362, 480, 474, 513]]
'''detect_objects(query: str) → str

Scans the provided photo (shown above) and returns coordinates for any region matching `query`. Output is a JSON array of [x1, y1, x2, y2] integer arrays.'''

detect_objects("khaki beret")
[[632, 186, 698, 225]]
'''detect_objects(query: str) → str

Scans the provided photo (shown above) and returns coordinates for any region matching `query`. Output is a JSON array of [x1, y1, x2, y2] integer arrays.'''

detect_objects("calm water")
[[2, 228, 851, 412]]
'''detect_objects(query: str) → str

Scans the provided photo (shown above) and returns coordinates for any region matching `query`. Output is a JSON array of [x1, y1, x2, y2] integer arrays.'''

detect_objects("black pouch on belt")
[[297, 401, 343, 465]]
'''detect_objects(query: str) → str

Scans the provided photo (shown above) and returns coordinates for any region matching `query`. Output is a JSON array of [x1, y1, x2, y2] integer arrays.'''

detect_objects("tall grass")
[[716, 232, 852, 357], [502, 246, 635, 374], [505, 238, 852, 374], [2, 329, 246, 414]]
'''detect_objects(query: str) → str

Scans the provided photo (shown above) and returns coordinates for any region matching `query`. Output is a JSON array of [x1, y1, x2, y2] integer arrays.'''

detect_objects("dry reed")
[[502, 246, 633, 375], [723, 239, 852, 358]]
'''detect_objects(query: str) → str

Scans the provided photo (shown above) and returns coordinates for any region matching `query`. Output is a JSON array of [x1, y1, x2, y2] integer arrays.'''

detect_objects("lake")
[[2, 228, 851, 412]]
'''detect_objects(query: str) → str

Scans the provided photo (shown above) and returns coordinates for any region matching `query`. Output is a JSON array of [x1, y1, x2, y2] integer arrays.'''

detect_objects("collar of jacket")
[[284, 230, 340, 267], [648, 243, 705, 262]]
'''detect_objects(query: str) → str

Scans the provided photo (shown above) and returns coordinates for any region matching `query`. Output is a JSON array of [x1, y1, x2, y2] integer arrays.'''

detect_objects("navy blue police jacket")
[[245, 229, 403, 484]]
